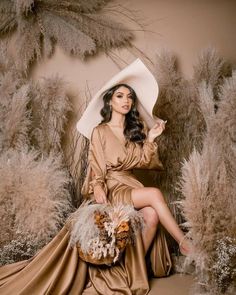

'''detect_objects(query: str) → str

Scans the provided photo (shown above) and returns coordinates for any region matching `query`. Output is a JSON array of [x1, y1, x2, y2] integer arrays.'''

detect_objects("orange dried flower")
[[117, 221, 129, 233], [117, 239, 127, 249]]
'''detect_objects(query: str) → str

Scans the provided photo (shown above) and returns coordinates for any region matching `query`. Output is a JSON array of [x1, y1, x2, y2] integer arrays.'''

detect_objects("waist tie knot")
[[106, 170, 133, 179]]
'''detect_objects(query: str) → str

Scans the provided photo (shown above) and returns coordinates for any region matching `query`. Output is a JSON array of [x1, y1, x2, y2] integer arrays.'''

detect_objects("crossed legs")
[[132, 187, 188, 254], [139, 207, 159, 253]]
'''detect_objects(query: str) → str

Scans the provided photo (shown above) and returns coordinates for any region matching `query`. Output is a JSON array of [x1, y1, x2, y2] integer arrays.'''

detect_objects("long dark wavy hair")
[[100, 83, 146, 144]]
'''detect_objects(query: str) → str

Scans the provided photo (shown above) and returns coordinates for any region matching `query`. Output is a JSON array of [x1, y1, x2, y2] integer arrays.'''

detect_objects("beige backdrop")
[[31, 0, 236, 127]]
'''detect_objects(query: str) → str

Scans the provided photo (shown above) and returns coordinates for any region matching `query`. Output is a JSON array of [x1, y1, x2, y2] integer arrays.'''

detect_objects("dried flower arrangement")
[[68, 201, 144, 265], [0, 0, 134, 73]]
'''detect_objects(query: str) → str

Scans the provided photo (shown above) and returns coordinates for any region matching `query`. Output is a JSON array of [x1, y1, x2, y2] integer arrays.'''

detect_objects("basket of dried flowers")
[[68, 201, 143, 265]]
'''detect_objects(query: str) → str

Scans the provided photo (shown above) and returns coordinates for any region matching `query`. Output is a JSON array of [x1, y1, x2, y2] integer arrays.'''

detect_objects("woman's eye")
[[117, 95, 123, 98]]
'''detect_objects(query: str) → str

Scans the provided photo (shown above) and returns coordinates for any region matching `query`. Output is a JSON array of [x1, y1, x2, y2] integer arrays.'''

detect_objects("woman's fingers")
[[94, 185, 107, 203], [95, 193, 107, 204], [101, 193, 107, 203]]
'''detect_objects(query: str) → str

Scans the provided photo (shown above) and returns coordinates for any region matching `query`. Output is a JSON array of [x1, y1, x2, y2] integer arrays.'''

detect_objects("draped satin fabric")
[[0, 123, 172, 295]]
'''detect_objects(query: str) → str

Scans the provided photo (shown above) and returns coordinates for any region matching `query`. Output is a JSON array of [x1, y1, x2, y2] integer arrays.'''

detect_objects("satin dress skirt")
[[0, 170, 172, 295]]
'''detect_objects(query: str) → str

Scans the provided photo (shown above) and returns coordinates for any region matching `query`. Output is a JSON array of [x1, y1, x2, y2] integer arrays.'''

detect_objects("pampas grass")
[[152, 50, 205, 207], [63, 85, 91, 207], [180, 76, 236, 294], [0, 57, 29, 152], [65, 129, 89, 207], [0, 51, 75, 264], [29, 76, 71, 155], [151, 48, 234, 267], [153, 48, 231, 206], [0, 60, 71, 155], [0, 149, 73, 254], [193, 47, 231, 101], [0, 0, 134, 72], [1, 85, 31, 151]]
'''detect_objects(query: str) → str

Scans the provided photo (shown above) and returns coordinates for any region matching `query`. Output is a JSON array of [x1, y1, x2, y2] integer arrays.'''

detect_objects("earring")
[[109, 104, 112, 112]]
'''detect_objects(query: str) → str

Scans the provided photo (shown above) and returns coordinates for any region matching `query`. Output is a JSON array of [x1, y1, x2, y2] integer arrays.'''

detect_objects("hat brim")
[[77, 58, 158, 139]]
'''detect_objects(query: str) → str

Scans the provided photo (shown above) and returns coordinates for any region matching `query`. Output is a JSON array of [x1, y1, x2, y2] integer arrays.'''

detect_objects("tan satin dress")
[[0, 123, 172, 295]]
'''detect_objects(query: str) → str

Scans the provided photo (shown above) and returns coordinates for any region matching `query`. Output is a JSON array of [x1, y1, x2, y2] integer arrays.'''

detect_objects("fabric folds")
[[0, 123, 172, 295]]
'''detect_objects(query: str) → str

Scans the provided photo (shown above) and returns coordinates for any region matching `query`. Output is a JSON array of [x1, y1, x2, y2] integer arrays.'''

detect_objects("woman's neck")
[[109, 112, 125, 128]]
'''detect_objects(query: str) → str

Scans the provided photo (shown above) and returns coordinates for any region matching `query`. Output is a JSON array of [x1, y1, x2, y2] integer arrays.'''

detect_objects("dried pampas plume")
[[0, 0, 134, 73], [0, 51, 75, 264], [152, 50, 205, 206], [0, 149, 73, 265], [193, 47, 231, 101], [0, 58, 71, 155], [180, 76, 236, 294], [29, 76, 72, 155], [0, 54, 30, 152]]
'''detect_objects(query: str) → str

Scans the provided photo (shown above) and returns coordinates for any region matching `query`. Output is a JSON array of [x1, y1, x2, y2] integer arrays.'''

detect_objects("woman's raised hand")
[[147, 120, 167, 142], [93, 185, 107, 204]]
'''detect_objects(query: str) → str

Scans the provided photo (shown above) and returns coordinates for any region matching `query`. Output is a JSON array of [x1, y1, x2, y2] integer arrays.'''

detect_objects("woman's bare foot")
[[179, 236, 193, 256]]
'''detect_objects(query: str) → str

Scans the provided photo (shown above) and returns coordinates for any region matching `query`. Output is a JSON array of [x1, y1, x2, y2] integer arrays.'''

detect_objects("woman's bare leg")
[[132, 187, 186, 248], [139, 207, 159, 254]]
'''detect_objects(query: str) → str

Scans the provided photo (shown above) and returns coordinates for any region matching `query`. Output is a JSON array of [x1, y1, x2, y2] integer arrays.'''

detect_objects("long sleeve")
[[134, 140, 164, 170], [81, 127, 107, 196], [132, 121, 164, 170]]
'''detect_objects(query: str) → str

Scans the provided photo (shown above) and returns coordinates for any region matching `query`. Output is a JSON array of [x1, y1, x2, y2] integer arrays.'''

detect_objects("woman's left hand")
[[147, 120, 166, 142]]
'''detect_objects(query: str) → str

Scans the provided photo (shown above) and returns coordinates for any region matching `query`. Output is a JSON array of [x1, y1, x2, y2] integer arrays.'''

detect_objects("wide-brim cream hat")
[[77, 58, 159, 139]]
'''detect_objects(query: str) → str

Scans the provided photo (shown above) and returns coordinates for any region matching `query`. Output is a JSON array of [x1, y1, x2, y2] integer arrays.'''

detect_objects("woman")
[[83, 83, 189, 255], [0, 60, 190, 295]]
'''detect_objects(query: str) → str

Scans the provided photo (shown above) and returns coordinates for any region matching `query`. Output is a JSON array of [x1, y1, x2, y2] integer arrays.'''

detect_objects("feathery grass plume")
[[0, 149, 73, 262], [65, 128, 89, 207], [0, 55, 30, 152], [15, 0, 35, 16], [64, 85, 91, 207], [29, 76, 72, 155], [74, 0, 110, 13], [58, 12, 134, 51], [0, 41, 12, 73], [213, 77, 236, 168], [0, 44, 75, 264], [1, 85, 31, 151], [40, 12, 96, 58], [152, 50, 205, 205], [193, 47, 232, 103], [0, 0, 17, 35], [180, 76, 236, 294], [0, 0, 134, 73], [15, 19, 41, 73]]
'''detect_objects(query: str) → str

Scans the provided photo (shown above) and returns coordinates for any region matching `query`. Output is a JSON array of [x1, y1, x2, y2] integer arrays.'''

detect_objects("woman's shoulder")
[[91, 123, 108, 140], [93, 123, 107, 133]]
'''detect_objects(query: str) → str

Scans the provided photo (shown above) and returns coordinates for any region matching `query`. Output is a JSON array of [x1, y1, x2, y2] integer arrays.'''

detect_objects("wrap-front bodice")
[[82, 123, 163, 202]]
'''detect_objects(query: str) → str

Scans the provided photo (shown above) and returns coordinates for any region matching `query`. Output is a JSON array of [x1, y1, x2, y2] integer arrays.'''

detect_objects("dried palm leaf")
[[0, 0, 134, 72]]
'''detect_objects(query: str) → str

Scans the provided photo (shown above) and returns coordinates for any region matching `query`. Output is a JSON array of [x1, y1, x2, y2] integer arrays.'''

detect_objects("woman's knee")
[[148, 187, 166, 204], [141, 207, 159, 228]]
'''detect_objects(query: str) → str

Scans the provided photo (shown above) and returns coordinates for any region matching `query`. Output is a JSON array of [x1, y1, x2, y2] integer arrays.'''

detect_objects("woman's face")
[[110, 86, 133, 115]]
